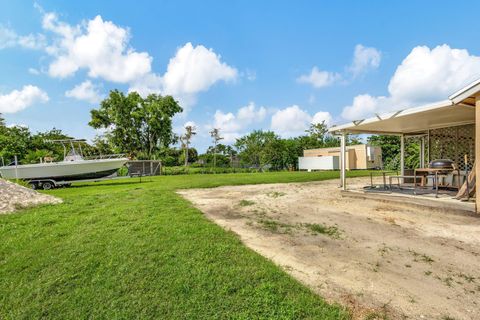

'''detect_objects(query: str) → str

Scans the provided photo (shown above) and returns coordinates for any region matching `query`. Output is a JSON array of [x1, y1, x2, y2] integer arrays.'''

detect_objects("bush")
[[162, 155, 178, 167]]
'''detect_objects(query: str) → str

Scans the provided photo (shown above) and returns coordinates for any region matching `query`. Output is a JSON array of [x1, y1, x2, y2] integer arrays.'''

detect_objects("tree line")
[[1, 89, 413, 170]]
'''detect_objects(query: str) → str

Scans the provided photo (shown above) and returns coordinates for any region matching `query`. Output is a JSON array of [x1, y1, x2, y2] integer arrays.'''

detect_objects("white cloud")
[[349, 44, 381, 77], [214, 110, 242, 133], [341, 44, 480, 121], [271, 105, 311, 136], [0, 26, 17, 49], [0, 26, 46, 50], [17, 33, 47, 50], [245, 69, 256, 81], [0, 85, 49, 114], [271, 105, 333, 137], [128, 73, 163, 97], [65, 80, 103, 103], [210, 102, 267, 143], [297, 67, 340, 88], [341, 94, 388, 121], [237, 102, 267, 123], [220, 132, 241, 144], [43, 13, 152, 83], [39, 10, 237, 112], [163, 43, 237, 95], [130, 43, 238, 111], [298, 44, 381, 88], [28, 68, 40, 75], [158, 42, 238, 108], [311, 111, 333, 126], [388, 44, 480, 104], [204, 103, 332, 143]]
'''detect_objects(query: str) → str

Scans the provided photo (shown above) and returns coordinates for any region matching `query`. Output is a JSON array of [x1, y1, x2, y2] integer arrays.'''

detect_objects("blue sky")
[[2, 1, 480, 151]]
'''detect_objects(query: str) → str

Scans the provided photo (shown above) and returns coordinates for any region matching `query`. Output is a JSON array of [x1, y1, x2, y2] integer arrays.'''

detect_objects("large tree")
[[29, 128, 73, 161], [0, 126, 80, 164], [89, 90, 182, 158], [0, 125, 31, 164], [235, 130, 283, 169]]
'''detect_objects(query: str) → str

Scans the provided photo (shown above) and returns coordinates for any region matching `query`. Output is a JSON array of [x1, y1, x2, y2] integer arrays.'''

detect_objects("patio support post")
[[400, 134, 405, 179], [340, 132, 347, 190], [476, 96, 480, 213], [420, 137, 425, 168]]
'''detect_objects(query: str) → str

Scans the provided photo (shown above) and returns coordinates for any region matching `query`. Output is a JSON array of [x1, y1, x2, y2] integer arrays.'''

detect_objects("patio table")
[[369, 170, 398, 189], [413, 168, 461, 197]]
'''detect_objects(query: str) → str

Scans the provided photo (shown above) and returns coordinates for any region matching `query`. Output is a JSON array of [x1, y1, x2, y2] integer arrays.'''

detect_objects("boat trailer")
[[27, 175, 137, 190]]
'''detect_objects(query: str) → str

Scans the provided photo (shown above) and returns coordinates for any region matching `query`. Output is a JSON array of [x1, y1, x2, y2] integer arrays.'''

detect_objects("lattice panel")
[[428, 124, 475, 171]]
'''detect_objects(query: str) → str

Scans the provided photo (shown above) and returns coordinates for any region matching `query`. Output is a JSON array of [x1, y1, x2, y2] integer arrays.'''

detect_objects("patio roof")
[[329, 79, 480, 135]]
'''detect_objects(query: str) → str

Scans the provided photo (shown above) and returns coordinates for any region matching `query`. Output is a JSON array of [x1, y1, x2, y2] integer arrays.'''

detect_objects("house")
[[328, 78, 480, 213]]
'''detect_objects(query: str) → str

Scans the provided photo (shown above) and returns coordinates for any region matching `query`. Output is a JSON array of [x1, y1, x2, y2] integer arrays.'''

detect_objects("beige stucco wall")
[[303, 144, 382, 169]]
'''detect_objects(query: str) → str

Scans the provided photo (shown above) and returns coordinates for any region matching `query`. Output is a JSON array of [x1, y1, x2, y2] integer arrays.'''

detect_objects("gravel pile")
[[0, 179, 62, 214]]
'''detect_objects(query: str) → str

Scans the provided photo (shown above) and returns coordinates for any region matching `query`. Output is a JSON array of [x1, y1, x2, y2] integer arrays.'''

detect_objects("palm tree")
[[181, 125, 197, 167], [209, 128, 224, 170]]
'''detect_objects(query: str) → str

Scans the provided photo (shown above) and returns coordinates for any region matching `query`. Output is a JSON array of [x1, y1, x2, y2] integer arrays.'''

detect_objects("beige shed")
[[302, 144, 382, 170]]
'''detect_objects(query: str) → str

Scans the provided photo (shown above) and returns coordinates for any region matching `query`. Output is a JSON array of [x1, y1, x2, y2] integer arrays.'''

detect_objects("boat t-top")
[[0, 139, 129, 189]]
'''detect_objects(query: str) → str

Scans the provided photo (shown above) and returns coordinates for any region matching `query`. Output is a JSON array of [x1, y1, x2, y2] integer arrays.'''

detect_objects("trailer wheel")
[[29, 182, 38, 190], [42, 181, 54, 190]]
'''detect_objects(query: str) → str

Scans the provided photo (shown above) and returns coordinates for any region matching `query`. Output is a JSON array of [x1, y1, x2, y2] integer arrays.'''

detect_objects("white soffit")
[[329, 100, 475, 134], [330, 78, 480, 135]]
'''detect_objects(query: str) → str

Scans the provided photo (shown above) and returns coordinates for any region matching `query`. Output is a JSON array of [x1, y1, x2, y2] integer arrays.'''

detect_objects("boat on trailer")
[[0, 139, 129, 189]]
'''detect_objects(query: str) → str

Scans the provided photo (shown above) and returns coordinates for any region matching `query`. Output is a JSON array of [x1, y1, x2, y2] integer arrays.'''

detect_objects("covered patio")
[[329, 79, 480, 214]]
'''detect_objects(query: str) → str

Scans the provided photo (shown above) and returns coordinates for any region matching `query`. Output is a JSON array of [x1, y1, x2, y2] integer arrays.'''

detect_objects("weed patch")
[[409, 249, 434, 264], [266, 191, 286, 198], [238, 199, 255, 206], [303, 223, 341, 239], [257, 219, 294, 234]]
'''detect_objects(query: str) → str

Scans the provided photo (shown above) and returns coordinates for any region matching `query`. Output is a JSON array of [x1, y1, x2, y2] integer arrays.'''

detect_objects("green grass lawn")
[[0, 171, 370, 319]]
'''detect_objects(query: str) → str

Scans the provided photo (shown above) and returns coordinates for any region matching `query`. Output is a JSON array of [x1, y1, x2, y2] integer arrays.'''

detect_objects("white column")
[[400, 134, 405, 177], [14, 155, 19, 180], [475, 97, 480, 213], [420, 137, 425, 168], [340, 132, 347, 190]]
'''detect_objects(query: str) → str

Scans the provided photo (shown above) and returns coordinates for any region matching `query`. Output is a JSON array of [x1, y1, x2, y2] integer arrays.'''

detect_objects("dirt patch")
[[178, 177, 480, 320], [0, 179, 62, 214]]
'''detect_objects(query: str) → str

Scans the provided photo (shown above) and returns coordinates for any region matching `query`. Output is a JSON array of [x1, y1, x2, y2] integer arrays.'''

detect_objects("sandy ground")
[[178, 177, 480, 320], [0, 179, 62, 214]]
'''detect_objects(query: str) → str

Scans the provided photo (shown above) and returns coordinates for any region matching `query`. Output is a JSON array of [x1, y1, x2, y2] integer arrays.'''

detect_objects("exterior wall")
[[303, 144, 382, 169], [298, 156, 339, 171]]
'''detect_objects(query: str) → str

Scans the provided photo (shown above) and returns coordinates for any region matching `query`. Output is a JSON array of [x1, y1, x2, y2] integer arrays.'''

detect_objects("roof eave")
[[449, 78, 480, 104], [328, 99, 453, 134]]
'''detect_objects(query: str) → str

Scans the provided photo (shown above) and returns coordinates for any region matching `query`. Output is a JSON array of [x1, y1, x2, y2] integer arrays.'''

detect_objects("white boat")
[[0, 139, 129, 184]]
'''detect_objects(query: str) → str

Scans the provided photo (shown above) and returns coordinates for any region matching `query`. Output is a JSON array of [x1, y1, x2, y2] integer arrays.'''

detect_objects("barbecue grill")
[[414, 159, 460, 197], [429, 159, 455, 169], [429, 159, 455, 174]]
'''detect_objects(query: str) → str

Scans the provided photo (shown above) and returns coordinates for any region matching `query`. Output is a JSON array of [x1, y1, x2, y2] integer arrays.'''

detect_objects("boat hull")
[[0, 158, 128, 181]]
